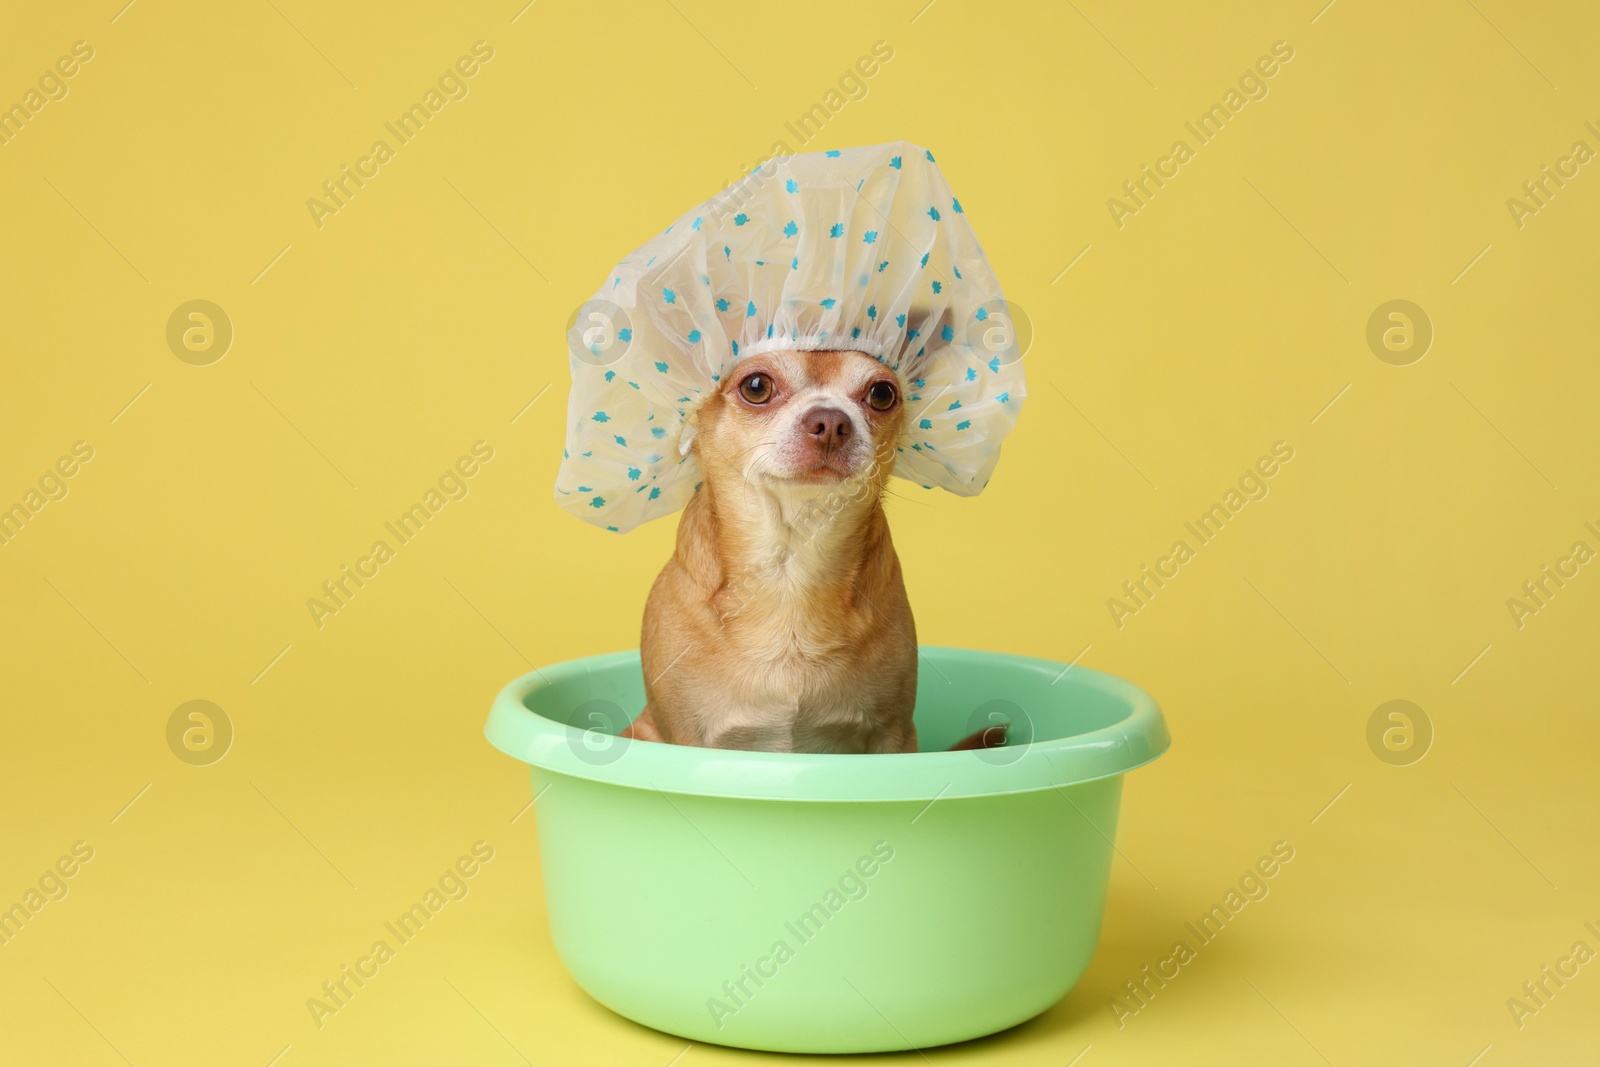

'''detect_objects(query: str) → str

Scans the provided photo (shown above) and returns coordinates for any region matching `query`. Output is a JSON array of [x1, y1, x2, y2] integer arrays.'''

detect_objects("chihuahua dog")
[[627, 348, 917, 753], [624, 348, 999, 755]]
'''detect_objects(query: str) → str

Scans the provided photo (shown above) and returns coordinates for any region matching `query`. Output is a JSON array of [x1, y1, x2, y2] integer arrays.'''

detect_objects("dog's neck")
[[682, 467, 890, 613]]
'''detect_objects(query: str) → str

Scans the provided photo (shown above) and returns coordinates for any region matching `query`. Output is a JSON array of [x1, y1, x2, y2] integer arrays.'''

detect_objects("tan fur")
[[627, 350, 918, 753]]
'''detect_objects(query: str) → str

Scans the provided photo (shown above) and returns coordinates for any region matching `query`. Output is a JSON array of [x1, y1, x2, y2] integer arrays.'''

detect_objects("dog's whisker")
[[881, 487, 932, 508]]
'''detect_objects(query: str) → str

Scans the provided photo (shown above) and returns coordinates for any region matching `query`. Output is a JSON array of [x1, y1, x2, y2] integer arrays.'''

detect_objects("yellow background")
[[2, 0, 1597, 1063]]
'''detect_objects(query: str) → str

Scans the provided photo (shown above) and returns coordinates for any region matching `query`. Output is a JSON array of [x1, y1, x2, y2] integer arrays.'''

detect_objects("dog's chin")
[[781, 465, 851, 486], [766, 453, 862, 488]]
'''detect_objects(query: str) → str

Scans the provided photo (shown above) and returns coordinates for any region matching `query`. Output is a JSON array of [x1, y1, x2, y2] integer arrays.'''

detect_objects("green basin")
[[484, 646, 1169, 1053]]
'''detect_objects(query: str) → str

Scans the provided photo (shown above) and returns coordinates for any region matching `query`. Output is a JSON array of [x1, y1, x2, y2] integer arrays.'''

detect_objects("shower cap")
[[557, 140, 1027, 532]]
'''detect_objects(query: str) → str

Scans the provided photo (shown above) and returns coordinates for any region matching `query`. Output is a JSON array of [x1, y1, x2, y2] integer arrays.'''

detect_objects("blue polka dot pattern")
[[556, 141, 1027, 532]]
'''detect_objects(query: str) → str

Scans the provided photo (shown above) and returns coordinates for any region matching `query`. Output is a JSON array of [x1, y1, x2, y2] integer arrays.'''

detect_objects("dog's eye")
[[738, 373, 773, 404], [866, 381, 898, 411]]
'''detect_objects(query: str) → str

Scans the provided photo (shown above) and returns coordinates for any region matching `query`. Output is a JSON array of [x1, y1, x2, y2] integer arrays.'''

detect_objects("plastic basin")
[[484, 646, 1169, 1053]]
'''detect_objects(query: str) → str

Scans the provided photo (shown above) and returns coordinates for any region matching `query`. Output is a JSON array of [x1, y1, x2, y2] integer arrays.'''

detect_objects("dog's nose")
[[801, 406, 852, 452]]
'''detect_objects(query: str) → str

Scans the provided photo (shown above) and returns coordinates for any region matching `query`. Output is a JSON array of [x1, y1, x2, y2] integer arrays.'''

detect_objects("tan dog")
[[625, 348, 920, 753]]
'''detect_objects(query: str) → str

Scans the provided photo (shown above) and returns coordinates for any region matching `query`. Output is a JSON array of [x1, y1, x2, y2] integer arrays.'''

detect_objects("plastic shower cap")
[[557, 140, 1027, 532]]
